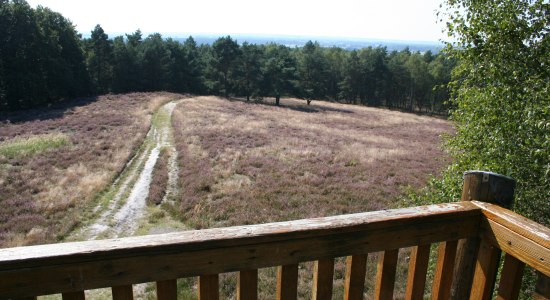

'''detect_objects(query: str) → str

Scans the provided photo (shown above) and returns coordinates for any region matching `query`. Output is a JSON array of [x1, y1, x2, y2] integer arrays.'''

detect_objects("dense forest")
[[0, 1, 454, 112]]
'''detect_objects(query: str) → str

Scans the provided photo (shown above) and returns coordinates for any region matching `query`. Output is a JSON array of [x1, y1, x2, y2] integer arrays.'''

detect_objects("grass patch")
[[0, 133, 69, 159], [147, 147, 170, 205]]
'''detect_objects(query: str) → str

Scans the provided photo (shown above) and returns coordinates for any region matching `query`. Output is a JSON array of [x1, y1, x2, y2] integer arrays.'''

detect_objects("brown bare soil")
[[0, 92, 184, 247]]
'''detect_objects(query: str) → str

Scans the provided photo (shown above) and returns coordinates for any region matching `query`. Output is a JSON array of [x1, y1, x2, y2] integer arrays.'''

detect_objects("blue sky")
[[26, 0, 447, 42]]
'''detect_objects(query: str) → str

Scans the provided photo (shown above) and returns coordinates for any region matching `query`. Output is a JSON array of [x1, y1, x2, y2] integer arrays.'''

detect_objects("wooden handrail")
[[472, 201, 550, 277], [0, 202, 480, 299], [0, 200, 548, 299]]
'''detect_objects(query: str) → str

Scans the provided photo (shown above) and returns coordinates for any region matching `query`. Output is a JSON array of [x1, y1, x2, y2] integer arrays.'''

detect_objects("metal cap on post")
[[461, 170, 516, 208], [450, 170, 516, 300]]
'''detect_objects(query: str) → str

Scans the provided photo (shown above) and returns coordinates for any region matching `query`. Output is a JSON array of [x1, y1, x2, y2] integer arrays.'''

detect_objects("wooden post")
[[450, 171, 516, 300]]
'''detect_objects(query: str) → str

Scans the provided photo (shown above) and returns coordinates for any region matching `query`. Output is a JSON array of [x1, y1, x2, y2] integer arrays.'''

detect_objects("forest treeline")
[[0, 1, 455, 112]]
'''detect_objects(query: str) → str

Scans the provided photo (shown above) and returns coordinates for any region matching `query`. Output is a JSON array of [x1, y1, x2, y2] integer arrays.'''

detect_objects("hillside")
[[0, 93, 184, 247], [171, 96, 452, 228], [0, 94, 452, 298]]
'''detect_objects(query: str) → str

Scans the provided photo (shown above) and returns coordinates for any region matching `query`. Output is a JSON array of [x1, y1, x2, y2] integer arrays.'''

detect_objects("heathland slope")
[[0, 92, 184, 247], [171, 96, 453, 229], [1, 95, 452, 299]]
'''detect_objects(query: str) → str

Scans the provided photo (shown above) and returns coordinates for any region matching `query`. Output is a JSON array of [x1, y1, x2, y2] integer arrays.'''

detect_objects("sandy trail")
[[70, 100, 181, 240]]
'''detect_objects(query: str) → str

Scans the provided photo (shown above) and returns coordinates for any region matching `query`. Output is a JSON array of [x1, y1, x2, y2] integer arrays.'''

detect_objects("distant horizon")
[[82, 31, 444, 45], [79, 31, 444, 52], [27, 0, 448, 43]]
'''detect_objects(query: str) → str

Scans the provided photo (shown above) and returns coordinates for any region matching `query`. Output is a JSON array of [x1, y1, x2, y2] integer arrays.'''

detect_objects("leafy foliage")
[[415, 0, 549, 227]]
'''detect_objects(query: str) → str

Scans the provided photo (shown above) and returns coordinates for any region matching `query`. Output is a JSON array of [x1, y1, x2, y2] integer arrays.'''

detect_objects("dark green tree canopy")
[[0, 0, 453, 112]]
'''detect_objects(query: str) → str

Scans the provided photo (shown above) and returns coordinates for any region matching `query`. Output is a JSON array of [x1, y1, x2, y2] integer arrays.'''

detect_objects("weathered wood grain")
[[480, 216, 549, 276], [199, 274, 219, 300], [344, 254, 367, 300], [473, 201, 549, 250], [451, 171, 515, 300], [431, 240, 458, 300], [0, 203, 480, 298], [374, 249, 399, 300], [277, 264, 298, 300], [112, 285, 133, 300], [157, 279, 177, 300], [238, 269, 258, 300], [312, 258, 334, 300], [405, 244, 431, 300], [469, 238, 501, 300], [496, 254, 524, 300]]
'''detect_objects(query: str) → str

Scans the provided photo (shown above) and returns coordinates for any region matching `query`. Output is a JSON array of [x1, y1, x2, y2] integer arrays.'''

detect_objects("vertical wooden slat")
[[534, 272, 550, 300], [469, 238, 501, 300], [277, 264, 299, 300], [112, 285, 134, 300], [344, 254, 367, 300], [157, 279, 177, 300], [431, 240, 458, 300], [496, 254, 525, 300], [62, 291, 85, 300], [374, 249, 399, 300], [238, 269, 258, 300], [312, 258, 334, 300], [199, 274, 219, 300], [405, 244, 431, 300]]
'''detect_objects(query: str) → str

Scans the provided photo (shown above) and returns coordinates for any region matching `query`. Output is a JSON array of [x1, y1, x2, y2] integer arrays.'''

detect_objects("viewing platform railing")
[[0, 171, 548, 300]]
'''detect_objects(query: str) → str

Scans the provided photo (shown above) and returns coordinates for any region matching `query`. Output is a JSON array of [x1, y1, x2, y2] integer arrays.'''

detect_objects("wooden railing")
[[0, 172, 548, 300]]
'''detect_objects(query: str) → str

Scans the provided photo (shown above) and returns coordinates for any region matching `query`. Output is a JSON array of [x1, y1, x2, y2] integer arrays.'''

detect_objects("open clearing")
[[171, 96, 452, 229], [167, 96, 452, 299], [2, 94, 452, 299]]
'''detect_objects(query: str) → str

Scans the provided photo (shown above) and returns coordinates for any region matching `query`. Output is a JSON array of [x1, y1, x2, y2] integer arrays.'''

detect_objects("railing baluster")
[[405, 244, 431, 300], [112, 285, 134, 300], [277, 264, 299, 300], [312, 258, 334, 300], [534, 272, 550, 299], [374, 249, 399, 300], [157, 279, 177, 300], [431, 240, 458, 300], [344, 254, 367, 300], [238, 269, 258, 300], [199, 274, 219, 300], [62, 291, 85, 300], [496, 254, 525, 300], [469, 238, 501, 300]]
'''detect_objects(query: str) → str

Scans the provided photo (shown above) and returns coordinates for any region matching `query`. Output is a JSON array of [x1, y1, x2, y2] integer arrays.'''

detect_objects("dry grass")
[[170, 96, 452, 299], [0, 92, 184, 247], [172, 96, 452, 229], [147, 147, 170, 205]]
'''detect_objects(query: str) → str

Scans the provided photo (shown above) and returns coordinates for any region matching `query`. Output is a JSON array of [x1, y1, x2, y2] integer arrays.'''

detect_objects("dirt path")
[[42, 100, 186, 299], [69, 100, 183, 241]]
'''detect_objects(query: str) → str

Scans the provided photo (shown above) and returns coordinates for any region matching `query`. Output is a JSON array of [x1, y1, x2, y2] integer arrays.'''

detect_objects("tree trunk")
[[275, 95, 280, 106]]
